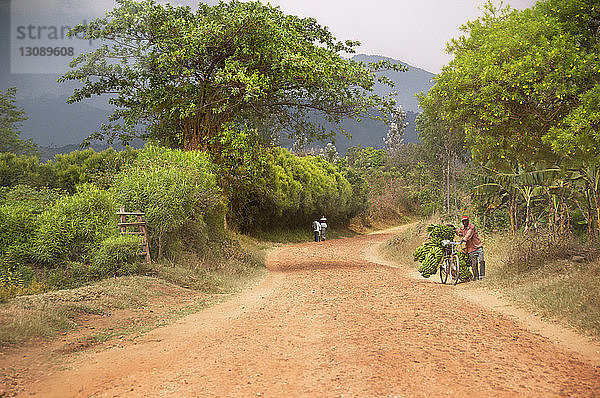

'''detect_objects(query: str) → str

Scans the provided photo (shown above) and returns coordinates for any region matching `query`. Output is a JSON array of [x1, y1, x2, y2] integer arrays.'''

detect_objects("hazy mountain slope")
[[327, 54, 435, 153], [15, 54, 435, 154], [18, 97, 111, 147], [351, 54, 435, 113]]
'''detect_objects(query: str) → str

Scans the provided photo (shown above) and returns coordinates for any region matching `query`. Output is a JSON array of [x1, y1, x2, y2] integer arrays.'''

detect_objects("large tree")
[[420, 0, 599, 169], [60, 0, 402, 154], [419, 0, 600, 236]]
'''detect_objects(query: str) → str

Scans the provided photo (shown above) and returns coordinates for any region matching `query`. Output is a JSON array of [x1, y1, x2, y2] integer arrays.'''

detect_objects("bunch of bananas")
[[457, 251, 474, 280], [413, 224, 472, 280], [426, 224, 456, 243], [416, 245, 443, 277]]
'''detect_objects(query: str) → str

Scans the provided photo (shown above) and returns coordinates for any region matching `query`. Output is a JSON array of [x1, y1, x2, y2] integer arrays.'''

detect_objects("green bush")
[[0, 185, 66, 214], [31, 184, 118, 266], [0, 200, 44, 297], [51, 147, 138, 193], [111, 145, 222, 259], [91, 235, 143, 277], [0, 203, 38, 256], [228, 147, 366, 232], [0, 148, 138, 193], [0, 202, 39, 271], [0, 152, 53, 187], [45, 262, 94, 290]]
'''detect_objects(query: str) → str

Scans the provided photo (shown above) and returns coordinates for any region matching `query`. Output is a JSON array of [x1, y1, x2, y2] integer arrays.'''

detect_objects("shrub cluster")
[[0, 144, 364, 299], [31, 184, 118, 265], [0, 148, 137, 193], [228, 147, 368, 232], [111, 145, 223, 259]]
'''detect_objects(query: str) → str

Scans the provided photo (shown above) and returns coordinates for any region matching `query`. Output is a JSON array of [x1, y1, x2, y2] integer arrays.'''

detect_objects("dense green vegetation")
[[0, 143, 374, 300], [417, 0, 600, 240], [1, 0, 598, 342]]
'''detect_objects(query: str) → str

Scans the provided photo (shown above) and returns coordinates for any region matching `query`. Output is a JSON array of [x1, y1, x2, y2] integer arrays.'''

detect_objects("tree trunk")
[[158, 232, 163, 260], [453, 155, 458, 220], [181, 113, 223, 152], [593, 178, 600, 241], [586, 183, 595, 240], [524, 197, 531, 233], [561, 201, 570, 236], [509, 196, 517, 235], [548, 194, 556, 239], [446, 157, 450, 215]]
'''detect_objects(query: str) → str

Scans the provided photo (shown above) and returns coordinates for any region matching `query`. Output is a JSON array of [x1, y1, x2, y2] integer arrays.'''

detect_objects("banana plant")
[[566, 163, 600, 240], [476, 162, 560, 233]]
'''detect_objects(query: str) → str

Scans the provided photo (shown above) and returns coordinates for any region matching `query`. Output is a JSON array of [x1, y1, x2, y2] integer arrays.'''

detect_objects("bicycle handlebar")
[[441, 240, 462, 246]]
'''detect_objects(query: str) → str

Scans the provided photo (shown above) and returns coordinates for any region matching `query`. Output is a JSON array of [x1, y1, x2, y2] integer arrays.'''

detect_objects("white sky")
[[263, 0, 538, 73]]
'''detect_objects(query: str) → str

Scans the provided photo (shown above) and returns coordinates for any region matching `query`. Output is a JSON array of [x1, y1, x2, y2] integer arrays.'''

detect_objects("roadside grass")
[[483, 232, 600, 337], [60, 294, 229, 353], [0, 276, 162, 345], [379, 215, 438, 264], [381, 219, 600, 338], [350, 215, 414, 235], [0, 233, 269, 346]]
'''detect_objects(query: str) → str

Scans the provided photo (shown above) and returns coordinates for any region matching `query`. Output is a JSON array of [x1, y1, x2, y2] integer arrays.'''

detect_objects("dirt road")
[[15, 230, 600, 396]]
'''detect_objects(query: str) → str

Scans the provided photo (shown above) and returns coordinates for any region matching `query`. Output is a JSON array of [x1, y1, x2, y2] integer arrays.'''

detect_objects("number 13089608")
[[19, 47, 75, 57]]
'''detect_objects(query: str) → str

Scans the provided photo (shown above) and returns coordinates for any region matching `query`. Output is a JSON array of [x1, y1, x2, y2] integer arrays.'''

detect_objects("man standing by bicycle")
[[457, 216, 485, 280]]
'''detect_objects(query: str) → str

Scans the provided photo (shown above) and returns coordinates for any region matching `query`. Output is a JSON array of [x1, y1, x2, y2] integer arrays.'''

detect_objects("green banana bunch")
[[457, 251, 473, 280], [413, 224, 473, 281]]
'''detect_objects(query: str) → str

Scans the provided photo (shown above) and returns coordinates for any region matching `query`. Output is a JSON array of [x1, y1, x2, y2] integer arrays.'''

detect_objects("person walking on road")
[[456, 215, 485, 280], [319, 216, 328, 241], [312, 219, 322, 242]]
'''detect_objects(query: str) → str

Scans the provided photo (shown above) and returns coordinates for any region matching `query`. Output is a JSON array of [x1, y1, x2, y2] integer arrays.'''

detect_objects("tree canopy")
[[0, 88, 36, 155], [60, 0, 402, 154], [418, 0, 600, 237], [419, 0, 599, 170]]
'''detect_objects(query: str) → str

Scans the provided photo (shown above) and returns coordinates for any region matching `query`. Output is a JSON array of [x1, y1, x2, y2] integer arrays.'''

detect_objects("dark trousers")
[[314, 231, 320, 242]]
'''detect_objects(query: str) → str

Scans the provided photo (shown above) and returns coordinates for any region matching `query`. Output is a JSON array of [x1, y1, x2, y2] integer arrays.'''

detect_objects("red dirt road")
[[17, 230, 600, 397]]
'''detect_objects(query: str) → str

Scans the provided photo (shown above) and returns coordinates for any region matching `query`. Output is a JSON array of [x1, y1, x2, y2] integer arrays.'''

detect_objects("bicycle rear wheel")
[[440, 258, 449, 284], [451, 254, 461, 285]]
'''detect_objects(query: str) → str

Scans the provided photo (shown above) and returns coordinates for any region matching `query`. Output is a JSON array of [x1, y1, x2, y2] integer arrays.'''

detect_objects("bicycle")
[[440, 240, 461, 285]]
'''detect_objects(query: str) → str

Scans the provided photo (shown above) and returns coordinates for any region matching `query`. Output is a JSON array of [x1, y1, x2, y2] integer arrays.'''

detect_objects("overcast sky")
[[261, 0, 538, 73], [1, 0, 538, 101], [6, 0, 537, 73]]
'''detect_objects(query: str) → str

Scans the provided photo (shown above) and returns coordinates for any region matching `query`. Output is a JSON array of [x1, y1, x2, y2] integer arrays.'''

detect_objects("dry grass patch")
[[0, 232, 270, 347], [483, 232, 600, 337], [379, 216, 439, 265], [0, 276, 165, 345]]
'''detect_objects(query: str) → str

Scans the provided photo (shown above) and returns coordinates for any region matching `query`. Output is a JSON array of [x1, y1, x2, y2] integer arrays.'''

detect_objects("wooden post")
[[117, 208, 151, 264], [120, 206, 127, 234]]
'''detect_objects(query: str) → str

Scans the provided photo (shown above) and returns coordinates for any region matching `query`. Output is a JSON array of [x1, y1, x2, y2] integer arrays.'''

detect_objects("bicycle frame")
[[440, 240, 462, 285]]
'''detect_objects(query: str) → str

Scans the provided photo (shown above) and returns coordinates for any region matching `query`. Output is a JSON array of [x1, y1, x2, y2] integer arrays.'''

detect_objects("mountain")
[[351, 54, 435, 113], [330, 110, 420, 153], [18, 97, 112, 147], [316, 54, 435, 153], [15, 54, 435, 154]]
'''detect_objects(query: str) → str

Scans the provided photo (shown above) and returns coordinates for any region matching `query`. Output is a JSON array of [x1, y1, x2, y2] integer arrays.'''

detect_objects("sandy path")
[[17, 230, 600, 397]]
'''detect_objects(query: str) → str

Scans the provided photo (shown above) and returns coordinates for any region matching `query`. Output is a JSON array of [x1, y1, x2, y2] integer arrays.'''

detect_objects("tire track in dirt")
[[16, 230, 600, 397]]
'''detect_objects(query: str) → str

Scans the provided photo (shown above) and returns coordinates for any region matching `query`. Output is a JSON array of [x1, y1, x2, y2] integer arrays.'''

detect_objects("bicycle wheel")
[[440, 258, 449, 284], [451, 254, 461, 285]]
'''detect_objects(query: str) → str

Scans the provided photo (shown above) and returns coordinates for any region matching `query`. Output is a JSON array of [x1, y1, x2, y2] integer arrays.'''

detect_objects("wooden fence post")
[[117, 207, 151, 264]]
